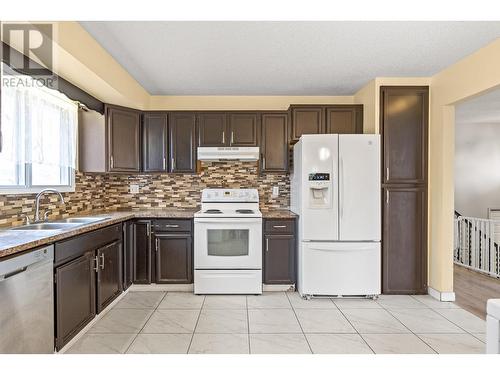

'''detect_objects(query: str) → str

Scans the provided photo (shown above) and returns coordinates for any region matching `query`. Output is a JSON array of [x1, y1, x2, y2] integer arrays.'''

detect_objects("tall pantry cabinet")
[[380, 86, 429, 294]]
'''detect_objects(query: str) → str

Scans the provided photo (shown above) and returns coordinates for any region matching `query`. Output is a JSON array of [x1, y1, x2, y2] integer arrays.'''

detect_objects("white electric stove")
[[194, 188, 262, 294]]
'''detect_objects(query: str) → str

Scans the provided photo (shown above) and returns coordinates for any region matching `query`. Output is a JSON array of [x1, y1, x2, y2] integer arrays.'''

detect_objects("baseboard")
[[263, 284, 295, 292], [428, 286, 456, 302], [129, 283, 194, 292], [57, 288, 130, 354], [130, 284, 294, 292]]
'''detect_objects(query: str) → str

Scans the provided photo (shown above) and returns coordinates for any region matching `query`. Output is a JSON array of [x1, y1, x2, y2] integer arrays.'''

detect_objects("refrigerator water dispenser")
[[308, 173, 331, 208]]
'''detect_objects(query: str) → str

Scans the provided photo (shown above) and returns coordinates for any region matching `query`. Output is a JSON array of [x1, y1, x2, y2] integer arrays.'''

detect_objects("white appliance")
[[194, 188, 262, 294], [197, 147, 259, 161], [291, 134, 381, 298]]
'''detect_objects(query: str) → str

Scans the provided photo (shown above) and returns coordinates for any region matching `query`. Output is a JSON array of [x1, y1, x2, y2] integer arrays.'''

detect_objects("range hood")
[[197, 147, 260, 161]]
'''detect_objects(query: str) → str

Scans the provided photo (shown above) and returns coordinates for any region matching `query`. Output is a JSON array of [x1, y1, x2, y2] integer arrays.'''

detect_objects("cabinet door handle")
[[165, 224, 179, 228], [273, 225, 287, 228], [386, 190, 389, 205], [231, 131, 234, 144], [147, 222, 151, 237], [155, 238, 159, 252], [171, 158, 176, 170], [266, 238, 269, 252], [110, 155, 114, 169], [163, 157, 166, 170], [262, 157, 266, 170], [93, 256, 99, 272], [222, 131, 225, 144], [386, 167, 390, 180], [100, 254, 105, 269]]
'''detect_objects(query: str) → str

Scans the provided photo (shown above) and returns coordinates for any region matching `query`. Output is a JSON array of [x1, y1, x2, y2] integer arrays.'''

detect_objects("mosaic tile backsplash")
[[0, 161, 290, 227]]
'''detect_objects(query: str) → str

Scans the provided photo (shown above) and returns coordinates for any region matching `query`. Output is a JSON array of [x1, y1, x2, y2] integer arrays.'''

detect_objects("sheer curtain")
[[27, 86, 77, 186], [0, 65, 77, 189]]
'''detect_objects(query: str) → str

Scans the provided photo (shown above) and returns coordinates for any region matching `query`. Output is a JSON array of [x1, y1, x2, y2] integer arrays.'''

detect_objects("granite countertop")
[[261, 209, 298, 219], [0, 207, 296, 259], [0, 208, 198, 259]]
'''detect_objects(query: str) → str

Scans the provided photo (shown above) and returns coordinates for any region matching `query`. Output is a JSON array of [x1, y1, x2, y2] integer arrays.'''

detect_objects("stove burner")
[[205, 209, 222, 214], [236, 209, 254, 214]]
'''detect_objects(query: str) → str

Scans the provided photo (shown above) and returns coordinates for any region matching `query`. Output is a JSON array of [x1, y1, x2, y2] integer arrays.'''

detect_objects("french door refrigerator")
[[291, 134, 381, 298]]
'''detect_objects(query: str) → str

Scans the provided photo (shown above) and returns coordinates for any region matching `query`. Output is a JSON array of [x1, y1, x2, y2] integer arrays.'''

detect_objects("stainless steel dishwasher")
[[0, 245, 54, 353]]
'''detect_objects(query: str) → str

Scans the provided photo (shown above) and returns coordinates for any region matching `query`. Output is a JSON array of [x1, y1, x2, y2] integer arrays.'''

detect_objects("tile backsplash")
[[0, 161, 290, 227]]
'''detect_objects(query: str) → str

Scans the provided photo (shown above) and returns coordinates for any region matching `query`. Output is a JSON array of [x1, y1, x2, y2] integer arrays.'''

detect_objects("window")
[[207, 229, 249, 256], [0, 65, 78, 194]]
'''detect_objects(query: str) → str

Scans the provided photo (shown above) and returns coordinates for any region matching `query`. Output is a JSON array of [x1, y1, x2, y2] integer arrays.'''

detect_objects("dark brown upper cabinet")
[[55, 250, 96, 351], [142, 112, 168, 172], [290, 106, 325, 141], [197, 112, 227, 147], [169, 112, 196, 173], [106, 105, 141, 172], [154, 233, 193, 284], [228, 113, 259, 146], [381, 87, 429, 185], [382, 186, 427, 294], [326, 105, 363, 134], [261, 113, 288, 172], [290, 105, 364, 142], [96, 240, 122, 313]]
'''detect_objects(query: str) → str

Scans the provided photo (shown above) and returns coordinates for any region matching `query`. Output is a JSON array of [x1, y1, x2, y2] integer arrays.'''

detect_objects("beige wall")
[[149, 95, 354, 111], [354, 79, 376, 133], [429, 38, 500, 293]]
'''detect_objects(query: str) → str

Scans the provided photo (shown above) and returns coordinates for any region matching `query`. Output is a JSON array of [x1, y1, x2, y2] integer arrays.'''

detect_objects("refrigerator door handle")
[[340, 157, 344, 219]]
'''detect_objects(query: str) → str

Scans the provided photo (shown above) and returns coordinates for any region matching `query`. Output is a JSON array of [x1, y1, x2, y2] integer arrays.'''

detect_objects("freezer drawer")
[[298, 241, 380, 297]]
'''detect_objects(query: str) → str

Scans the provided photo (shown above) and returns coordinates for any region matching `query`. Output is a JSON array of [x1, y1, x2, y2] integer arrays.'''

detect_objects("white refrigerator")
[[291, 134, 381, 297]]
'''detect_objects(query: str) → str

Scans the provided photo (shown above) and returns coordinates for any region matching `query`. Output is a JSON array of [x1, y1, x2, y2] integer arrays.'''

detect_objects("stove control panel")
[[201, 188, 259, 202]]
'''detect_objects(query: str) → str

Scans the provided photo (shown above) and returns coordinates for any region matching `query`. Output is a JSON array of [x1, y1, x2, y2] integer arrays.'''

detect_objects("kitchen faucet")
[[32, 189, 65, 223]]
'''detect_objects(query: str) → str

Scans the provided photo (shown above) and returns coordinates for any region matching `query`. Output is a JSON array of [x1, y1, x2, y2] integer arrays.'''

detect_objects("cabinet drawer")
[[153, 219, 192, 233], [55, 224, 122, 266], [264, 220, 295, 234]]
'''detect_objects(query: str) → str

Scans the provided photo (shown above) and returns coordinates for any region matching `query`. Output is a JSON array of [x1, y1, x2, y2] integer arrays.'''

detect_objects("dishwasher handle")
[[0, 245, 54, 281], [0, 266, 28, 281]]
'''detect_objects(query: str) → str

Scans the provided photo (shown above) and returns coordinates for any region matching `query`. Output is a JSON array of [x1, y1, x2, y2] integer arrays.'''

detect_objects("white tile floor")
[[65, 292, 486, 354]]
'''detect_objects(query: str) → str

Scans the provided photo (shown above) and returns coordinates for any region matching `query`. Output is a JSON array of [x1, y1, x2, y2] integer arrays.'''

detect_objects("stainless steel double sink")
[[9, 217, 111, 231]]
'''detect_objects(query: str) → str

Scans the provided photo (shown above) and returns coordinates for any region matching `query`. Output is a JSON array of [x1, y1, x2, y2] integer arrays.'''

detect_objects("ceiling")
[[456, 88, 500, 125], [80, 21, 500, 96]]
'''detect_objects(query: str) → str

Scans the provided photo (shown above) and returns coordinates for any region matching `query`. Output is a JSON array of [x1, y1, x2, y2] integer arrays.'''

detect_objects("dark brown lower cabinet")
[[263, 219, 296, 284], [382, 186, 427, 294], [133, 220, 152, 284], [264, 234, 296, 284], [155, 233, 193, 283], [97, 240, 123, 313], [123, 221, 134, 290], [131, 219, 193, 285], [55, 251, 96, 351]]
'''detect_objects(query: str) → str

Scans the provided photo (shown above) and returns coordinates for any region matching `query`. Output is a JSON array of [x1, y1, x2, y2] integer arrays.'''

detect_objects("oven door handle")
[[194, 218, 261, 224]]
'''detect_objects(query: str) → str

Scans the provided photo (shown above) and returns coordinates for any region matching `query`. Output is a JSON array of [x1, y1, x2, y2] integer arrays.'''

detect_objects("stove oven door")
[[194, 218, 262, 269]]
